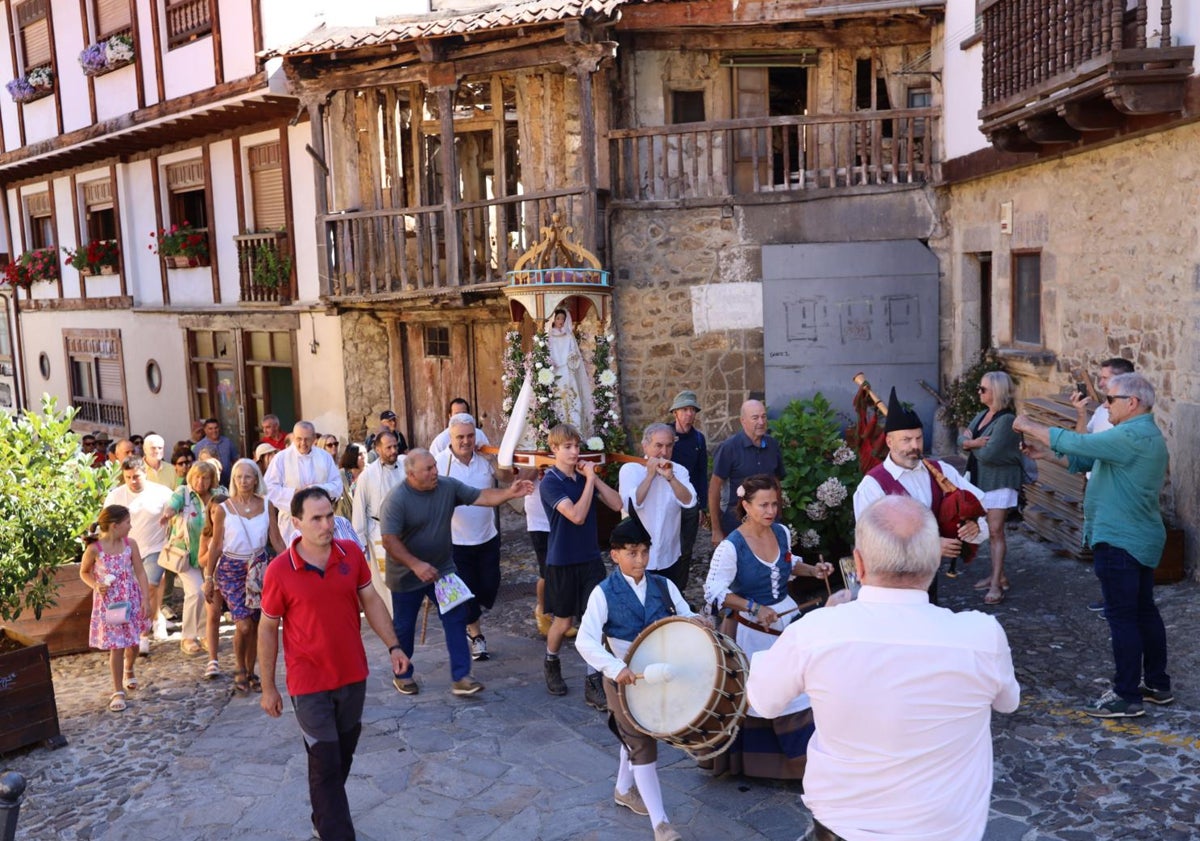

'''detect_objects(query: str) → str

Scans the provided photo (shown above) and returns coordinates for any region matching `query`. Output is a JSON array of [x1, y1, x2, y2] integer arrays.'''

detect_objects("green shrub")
[[939, 348, 1009, 431], [0, 397, 116, 621]]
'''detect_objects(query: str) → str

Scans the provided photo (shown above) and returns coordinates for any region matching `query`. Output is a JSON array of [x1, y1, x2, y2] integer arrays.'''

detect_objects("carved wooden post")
[[429, 65, 461, 287], [306, 98, 332, 297], [574, 60, 599, 257], [1161, 0, 1172, 46]]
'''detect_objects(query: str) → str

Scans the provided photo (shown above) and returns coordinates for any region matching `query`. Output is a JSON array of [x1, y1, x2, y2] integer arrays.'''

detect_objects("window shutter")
[[83, 180, 114, 209], [96, 0, 132, 37], [97, 358, 124, 402], [249, 143, 287, 230], [21, 19, 51, 70]]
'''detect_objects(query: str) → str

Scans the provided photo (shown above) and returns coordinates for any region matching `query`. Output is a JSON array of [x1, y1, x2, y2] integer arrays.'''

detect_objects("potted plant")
[[247, 238, 293, 289], [0, 398, 114, 752], [2, 247, 61, 290], [149, 222, 210, 267], [5, 66, 53, 103], [64, 239, 120, 276], [79, 33, 134, 77]]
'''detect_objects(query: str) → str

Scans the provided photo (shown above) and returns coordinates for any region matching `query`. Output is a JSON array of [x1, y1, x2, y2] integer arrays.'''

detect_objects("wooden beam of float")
[[501, 211, 612, 327]]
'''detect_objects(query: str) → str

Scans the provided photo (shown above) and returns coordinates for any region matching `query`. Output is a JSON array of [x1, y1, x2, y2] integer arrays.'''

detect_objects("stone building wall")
[[340, 310, 393, 442], [610, 205, 765, 444], [936, 121, 1200, 570]]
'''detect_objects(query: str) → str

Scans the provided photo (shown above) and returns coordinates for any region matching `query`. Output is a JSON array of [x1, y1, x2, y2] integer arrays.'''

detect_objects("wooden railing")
[[322, 188, 599, 298], [72, 397, 126, 428], [981, 0, 1176, 108], [609, 109, 938, 202], [234, 232, 291, 303], [165, 0, 212, 48]]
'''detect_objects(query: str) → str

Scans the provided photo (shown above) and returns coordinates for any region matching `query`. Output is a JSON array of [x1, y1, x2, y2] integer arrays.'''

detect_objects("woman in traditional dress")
[[546, 308, 594, 434], [703, 473, 832, 779]]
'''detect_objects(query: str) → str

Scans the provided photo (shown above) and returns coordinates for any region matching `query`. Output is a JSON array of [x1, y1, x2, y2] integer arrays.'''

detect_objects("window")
[[424, 325, 451, 358], [1013, 252, 1042, 345], [83, 179, 118, 248], [165, 0, 212, 49], [65, 328, 127, 432], [248, 143, 286, 231], [165, 159, 208, 230], [670, 90, 706, 125], [855, 58, 893, 111], [25, 192, 54, 250], [95, 0, 131, 39], [15, 0, 51, 73]]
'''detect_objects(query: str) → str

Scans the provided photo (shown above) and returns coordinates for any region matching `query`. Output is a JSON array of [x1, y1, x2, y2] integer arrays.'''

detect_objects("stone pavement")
[[4, 518, 1200, 841]]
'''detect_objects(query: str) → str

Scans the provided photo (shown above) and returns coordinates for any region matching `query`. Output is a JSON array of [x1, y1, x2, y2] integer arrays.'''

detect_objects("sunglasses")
[[1105, 394, 1132, 404], [175, 458, 194, 466], [324, 442, 339, 449]]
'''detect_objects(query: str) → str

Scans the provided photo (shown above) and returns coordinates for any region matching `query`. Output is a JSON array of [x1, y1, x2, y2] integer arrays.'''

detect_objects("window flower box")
[[6, 66, 54, 104], [150, 222, 210, 267], [2, 247, 61, 290], [64, 239, 120, 276], [79, 34, 135, 77]]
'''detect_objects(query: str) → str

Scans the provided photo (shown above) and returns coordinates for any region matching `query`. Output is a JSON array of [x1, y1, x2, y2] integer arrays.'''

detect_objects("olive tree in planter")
[[0, 398, 115, 752]]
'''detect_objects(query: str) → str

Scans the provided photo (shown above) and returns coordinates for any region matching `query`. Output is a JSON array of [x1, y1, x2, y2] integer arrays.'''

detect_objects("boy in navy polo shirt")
[[539, 423, 622, 703], [575, 510, 695, 841]]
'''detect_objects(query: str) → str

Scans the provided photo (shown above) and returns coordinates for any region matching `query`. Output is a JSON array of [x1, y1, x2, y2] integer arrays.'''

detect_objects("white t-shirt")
[[435, 449, 497, 546], [618, 461, 697, 570], [104, 482, 174, 555]]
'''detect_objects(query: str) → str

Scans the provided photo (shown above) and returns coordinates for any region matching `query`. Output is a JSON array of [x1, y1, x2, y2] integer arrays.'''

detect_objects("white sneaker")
[[152, 615, 169, 641]]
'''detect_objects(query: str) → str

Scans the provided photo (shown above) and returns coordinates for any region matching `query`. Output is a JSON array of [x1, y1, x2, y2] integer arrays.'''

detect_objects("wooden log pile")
[[1021, 395, 1090, 560]]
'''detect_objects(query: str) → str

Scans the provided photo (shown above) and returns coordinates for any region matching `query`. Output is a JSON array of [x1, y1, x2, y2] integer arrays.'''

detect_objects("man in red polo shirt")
[[259, 486, 408, 841]]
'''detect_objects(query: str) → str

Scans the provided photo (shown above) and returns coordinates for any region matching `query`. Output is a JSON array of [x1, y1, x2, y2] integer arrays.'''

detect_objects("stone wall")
[[340, 310, 392, 442], [610, 205, 764, 444], [937, 122, 1200, 572]]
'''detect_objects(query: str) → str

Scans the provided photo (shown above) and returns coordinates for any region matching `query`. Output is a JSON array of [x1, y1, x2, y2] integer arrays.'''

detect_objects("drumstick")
[[632, 663, 675, 684]]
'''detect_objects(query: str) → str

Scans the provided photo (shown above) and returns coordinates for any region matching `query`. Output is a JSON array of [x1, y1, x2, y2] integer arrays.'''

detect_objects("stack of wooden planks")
[[1021, 395, 1090, 560]]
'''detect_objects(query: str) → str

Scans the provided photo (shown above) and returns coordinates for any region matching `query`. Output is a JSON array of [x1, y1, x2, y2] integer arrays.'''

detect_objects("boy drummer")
[[575, 509, 697, 841]]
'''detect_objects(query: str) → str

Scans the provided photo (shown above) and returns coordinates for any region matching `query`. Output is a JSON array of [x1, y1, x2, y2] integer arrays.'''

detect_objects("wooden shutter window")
[[83, 180, 114, 208], [97, 358, 123, 401], [21, 21, 51, 71], [96, 0, 132, 37], [248, 143, 286, 230]]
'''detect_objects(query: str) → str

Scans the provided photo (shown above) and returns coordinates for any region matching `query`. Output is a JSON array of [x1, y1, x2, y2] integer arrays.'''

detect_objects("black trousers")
[[292, 680, 367, 841], [664, 507, 702, 593]]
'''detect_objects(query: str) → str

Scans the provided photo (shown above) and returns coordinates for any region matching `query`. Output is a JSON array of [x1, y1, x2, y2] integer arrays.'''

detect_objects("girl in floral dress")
[[80, 505, 152, 712]]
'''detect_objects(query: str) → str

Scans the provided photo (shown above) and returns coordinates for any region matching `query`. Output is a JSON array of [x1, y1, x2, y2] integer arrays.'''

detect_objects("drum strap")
[[650, 575, 677, 617], [732, 591, 826, 636]]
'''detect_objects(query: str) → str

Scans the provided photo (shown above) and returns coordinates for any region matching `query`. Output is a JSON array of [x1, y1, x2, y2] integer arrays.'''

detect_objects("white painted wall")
[[287, 123, 321, 302], [93, 63, 140, 122], [17, 308, 192, 442], [259, 0, 431, 51], [297, 311, 348, 438], [53, 2, 90, 135], [942, 0, 986, 160], [120, 158, 166, 307]]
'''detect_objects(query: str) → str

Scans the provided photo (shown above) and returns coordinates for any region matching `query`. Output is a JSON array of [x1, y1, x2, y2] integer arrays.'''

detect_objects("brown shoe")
[[451, 675, 485, 696], [614, 785, 648, 816], [654, 822, 682, 841]]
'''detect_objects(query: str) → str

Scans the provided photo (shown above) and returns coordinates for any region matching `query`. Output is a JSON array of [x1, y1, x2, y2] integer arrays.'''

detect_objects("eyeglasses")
[[1105, 394, 1132, 404], [175, 458, 194, 467]]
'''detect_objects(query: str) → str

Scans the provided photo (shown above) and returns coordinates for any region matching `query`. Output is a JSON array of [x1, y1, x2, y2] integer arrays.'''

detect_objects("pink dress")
[[88, 539, 150, 650]]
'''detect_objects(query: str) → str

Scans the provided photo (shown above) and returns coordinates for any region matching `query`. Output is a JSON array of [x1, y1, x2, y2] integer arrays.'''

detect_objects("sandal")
[[247, 673, 262, 693], [983, 587, 1006, 605], [109, 691, 127, 712], [974, 577, 1011, 591], [232, 670, 249, 694], [204, 660, 220, 680], [123, 668, 139, 691]]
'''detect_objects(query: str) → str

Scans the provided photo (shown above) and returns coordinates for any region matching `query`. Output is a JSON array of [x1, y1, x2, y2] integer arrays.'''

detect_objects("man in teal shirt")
[[1014, 373, 1171, 718]]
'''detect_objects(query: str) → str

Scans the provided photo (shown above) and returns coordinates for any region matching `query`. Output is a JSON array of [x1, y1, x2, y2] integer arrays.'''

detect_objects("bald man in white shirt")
[[747, 496, 1019, 841]]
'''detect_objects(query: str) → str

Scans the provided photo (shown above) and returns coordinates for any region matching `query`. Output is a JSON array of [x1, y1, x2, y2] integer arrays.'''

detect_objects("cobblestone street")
[[3, 513, 1198, 840]]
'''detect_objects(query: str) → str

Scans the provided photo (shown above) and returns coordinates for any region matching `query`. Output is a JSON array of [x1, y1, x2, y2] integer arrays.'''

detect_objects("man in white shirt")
[[748, 496, 1020, 841], [434, 414, 500, 662], [264, 421, 343, 543], [104, 457, 175, 652], [617, 423, 696, 591], [853, 388, 987, 604], [352, 429, 406, 615], [429, 398, 490, 458]]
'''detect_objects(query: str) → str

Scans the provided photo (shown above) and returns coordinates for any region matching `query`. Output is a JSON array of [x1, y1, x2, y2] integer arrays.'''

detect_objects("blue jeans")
[[392, 584, 472, 681], [1093, 543, 1170, 702]]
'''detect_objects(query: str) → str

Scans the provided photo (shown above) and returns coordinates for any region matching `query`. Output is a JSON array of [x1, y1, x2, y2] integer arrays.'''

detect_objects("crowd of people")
[[76, 347, 1174, 841]]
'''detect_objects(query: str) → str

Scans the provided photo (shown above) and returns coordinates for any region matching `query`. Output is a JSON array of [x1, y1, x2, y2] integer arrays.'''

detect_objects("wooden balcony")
[[980, 0, 1193, 151], [321, 188, 599, 301], [609, 109, 938, 203], [72, 397, 126, 429], [234, 232, 291, 304], [165, 0, 212, 48]]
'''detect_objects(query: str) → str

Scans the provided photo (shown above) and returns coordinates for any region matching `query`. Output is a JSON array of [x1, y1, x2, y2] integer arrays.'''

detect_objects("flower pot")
[[0, 628, 67, 753], [6, 562, 94, 657]]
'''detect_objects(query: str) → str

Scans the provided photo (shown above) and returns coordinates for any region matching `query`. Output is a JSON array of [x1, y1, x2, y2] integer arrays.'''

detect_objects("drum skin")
[[618, 616, 749, 759]]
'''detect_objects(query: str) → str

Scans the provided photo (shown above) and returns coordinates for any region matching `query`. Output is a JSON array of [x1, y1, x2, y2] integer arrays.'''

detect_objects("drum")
[[617, 616, 749, 761]]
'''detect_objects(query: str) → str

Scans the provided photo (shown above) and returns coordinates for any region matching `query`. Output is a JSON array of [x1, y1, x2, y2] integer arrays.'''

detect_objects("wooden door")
[[404, 321, 472, 448]]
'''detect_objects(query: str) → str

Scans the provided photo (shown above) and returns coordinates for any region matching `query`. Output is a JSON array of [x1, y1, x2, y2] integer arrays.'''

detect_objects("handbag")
[[159, 491, 195, 574], [104, 600, 131, 625]]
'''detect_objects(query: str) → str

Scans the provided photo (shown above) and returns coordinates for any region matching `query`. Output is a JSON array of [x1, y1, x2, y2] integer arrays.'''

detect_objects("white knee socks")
[[631, 761, 667, 826], [615, 746, 635, 794]]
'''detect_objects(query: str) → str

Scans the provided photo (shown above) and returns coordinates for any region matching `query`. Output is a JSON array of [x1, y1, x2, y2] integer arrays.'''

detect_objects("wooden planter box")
[[166, 254, 210, 268], [6, 563, 93, 657], [0, 628, 66, 754]]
